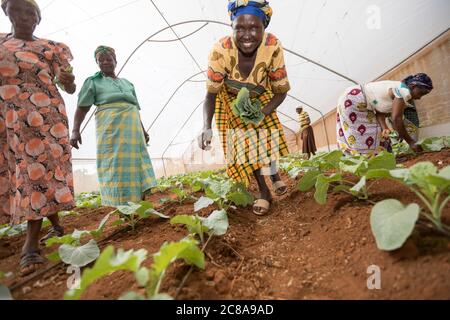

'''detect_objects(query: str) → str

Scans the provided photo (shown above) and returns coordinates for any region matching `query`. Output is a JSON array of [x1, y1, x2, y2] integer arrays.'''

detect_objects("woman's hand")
[[70, 130, 82, 149], [197, 128, 213, 150], [59, 70, 76, 93], [261, 106, 272, 116]]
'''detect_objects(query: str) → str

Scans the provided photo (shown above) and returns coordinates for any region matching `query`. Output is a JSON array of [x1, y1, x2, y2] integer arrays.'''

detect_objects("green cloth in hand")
[[231, 87, 264, 126]]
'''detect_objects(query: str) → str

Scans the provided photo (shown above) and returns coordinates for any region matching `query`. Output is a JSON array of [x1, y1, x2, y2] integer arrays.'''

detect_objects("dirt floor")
[[1, 149, 449, 300]]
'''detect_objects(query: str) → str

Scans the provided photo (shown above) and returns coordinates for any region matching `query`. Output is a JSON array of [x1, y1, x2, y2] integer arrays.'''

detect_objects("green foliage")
[[370, 200, 420, 251], [298, 151, 396, 203], [115, 201, 169, 231], [143, 237, 205, 298], [389, 163, 450, 230], [76, 192, 101, 209], [231, 87, 264, 126], [64, 246, 147, 300], [171, 209, 229, 244], [202, 178, 253, 210], [59, 239, 101, 268], [417, 136, 450, 152]]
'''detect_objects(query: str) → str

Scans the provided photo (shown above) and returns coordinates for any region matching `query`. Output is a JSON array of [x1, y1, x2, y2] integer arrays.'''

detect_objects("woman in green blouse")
[[70, 46, 156, 206]]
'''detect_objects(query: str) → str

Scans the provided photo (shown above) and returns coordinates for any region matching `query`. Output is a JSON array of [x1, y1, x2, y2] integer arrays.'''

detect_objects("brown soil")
[[1, 150, 449, 300]]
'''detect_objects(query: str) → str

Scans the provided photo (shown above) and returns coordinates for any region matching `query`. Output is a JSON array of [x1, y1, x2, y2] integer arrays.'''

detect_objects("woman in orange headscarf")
[[1, 0, 76, 275]]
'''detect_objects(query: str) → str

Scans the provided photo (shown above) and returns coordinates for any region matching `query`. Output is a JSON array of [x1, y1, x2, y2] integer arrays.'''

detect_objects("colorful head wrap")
[[403, 73, 433, 90], [1, 0, 41, 23], [228, 0, 273, 28], [94, 45, 116, 62]]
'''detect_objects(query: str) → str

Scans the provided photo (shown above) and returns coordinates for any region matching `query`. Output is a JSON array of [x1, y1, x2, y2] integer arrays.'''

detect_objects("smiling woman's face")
[[232, 14, 264, 56], [5, 0, 40, 39]]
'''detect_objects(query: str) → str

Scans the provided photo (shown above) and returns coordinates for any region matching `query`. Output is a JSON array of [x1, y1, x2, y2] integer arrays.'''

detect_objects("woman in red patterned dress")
[[0, 0, 76, 275]]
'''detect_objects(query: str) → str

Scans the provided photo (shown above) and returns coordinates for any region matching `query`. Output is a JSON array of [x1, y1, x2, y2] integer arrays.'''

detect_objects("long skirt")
[[95, 102, 156, 206], [301, 126, 317, 157], [215, 87, 289, 186], [336, 85, 389, 156]]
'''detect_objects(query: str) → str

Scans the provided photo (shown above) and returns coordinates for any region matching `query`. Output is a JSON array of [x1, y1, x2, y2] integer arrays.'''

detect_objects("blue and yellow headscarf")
[[228, 0, 273, 28], [1, 0, 41, 23]]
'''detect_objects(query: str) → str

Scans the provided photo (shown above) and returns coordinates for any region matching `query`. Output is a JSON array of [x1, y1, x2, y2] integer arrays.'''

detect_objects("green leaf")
[[135, 267, 150, 287], [59, 239, 100, 267], [368, 151, 397, 171], [209, 180, 232, 198], [350, 176, 367, 196], [321, 150, 344, 168], [314, 175, 329, 205], [152, 238, 205, 277], [365, 169, 392, 180], [201, 210, 229, 236], [90, 212, 112, 237], [418, 137, 446, 152], [194, 196, 215, 212], [116, 203, 141, 216], [298, 169, 320, 191], [64, 247, 147, 300], [42, 218, 51, 228], [339, 157, 368, 175], [370, 199, 420, 251], [45, 233, 80, 247], [409, 162, 438, 199], [332, 185, 351, 193], [171, 188, 187, 199], [170, 215, 208, 237], [427, 166, 450, 190], [287, 167, 303, 178], [227, 191, 253, 207], [46, 251, 61, 262], [144, 209, 170, 219], [0, 285, 12, 300], [389, 168, 410, 180]]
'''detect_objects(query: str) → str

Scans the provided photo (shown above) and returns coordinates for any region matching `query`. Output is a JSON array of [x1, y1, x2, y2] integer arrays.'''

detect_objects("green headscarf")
[[94, 46, 116, 62]]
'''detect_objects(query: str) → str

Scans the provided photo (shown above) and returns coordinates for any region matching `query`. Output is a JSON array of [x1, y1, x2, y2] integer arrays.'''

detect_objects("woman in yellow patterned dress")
[[0, 0, 76, 275], [198, 0, 290, 215]]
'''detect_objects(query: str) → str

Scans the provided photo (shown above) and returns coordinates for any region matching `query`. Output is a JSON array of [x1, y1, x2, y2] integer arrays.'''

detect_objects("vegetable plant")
[[370, 162, 450, 250]]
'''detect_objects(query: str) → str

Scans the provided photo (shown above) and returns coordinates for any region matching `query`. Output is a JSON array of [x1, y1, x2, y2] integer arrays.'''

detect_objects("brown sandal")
[[253, 199, 271, 216], [272, 180, 288, 196], [20, 251, 45, 276], [40, 225, 64, 244]]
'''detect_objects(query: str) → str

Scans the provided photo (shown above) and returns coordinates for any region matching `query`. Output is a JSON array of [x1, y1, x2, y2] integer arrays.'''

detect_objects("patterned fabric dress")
[[298, 110, 316, 157], [206, 33, 291, 185], [77, 75, 156, 206], [0, 34, 75, 225], [336, 81, 414, 156]]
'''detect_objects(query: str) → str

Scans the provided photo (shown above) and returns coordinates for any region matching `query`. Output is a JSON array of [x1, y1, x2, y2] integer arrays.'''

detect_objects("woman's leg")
[[40, 213, 64, 244], [267, 161, 287, 194], [253, 168, 273, 214], [21, 219, 44, 275]]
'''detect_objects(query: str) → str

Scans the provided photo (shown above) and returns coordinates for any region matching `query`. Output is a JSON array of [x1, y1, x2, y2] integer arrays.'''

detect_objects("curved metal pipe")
[[287, 94, 331, 151], [161, 100, 205, 176], [145, 70, 205, 133]]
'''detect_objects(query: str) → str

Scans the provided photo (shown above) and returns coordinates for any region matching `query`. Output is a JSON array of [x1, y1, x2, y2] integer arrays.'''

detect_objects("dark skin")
[[198, 14, 287, 214], [70, 51, 149, 149], [3, 0, 76, 275], [390, 85, 432, 152]]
